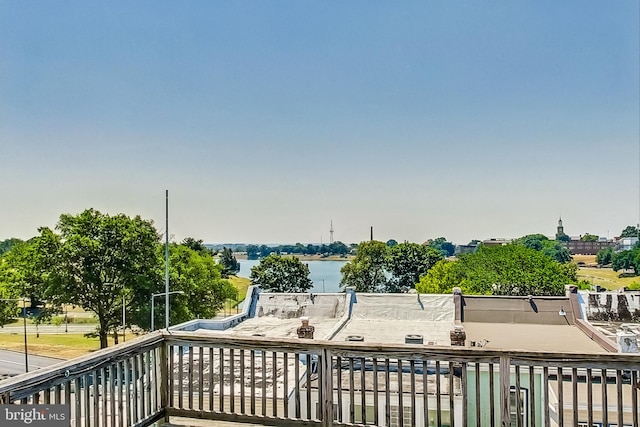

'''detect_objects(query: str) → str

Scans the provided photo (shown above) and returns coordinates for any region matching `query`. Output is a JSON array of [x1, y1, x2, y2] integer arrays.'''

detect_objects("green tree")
[[580, 233, 599, 242], [427, 237, 456, 257], [596, 247, 615, 266], [219, 247, 240, 278], [416, 260, 461, 294], [340, 241, 389, 292], [620, 225, 639, 238], [386, 239, 398, 247], [612, 249, 639, 275], [417, 244, 575, 296], [385, 242, 443, 292], [246, 245, 260, 260], [181, 237, 214, 256], [513, 234, 571, 264], [0, 238, 23, 256], [129, 243, 237, 331], [250, 254, 313, 292], [46, 209, 160, 348]]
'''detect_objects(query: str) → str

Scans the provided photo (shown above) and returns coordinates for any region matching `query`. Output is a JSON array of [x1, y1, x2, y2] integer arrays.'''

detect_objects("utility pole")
[[165, 190, 170, 329]]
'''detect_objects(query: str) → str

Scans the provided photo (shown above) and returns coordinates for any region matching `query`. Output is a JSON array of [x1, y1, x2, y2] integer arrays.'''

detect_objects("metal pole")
[[151, 295, 155, 332], [165, 190, 170, 329], [122, 294, 126, 342], [22, 299, 28, 373]]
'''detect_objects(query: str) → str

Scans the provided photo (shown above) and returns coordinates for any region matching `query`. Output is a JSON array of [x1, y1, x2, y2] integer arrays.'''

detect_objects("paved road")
[[0, 348, 65, 377]]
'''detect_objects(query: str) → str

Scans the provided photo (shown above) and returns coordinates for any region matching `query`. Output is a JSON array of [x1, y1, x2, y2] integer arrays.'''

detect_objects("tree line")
[[0, 209, 237, 348], [249, 235, 577, 296]]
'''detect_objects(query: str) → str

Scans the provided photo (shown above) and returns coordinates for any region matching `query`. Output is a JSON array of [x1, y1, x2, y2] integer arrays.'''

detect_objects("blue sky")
[[1, 1, 638, 245]]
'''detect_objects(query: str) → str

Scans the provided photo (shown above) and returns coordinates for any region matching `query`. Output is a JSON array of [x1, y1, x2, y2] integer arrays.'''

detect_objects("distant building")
[[617, 237, 638, 251], [555, 217, 614, 255], [481, 238, 512, 247]]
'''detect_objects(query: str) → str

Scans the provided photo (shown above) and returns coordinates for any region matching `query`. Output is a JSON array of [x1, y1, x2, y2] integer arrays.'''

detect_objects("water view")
[[238, 259, 347, 293]]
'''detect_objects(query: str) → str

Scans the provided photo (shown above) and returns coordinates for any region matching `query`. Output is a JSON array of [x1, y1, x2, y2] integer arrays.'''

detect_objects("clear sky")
[[1, 1, 638, 245]]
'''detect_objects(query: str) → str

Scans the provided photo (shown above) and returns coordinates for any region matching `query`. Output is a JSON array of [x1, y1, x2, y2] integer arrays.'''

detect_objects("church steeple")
[[556, 216, 566, 240]]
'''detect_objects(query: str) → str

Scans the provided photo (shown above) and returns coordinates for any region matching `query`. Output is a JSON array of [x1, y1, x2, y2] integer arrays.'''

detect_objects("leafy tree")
[[580, 233, 599, 242], [250, 254, 313, 292], [468, 239, 481, 246], [514, 234, 549, 251], [340, 241, 389, 292], [417, 244, 575, 296], [596, 247, 615, 266], [181, 237, 214, 256], [46, 209, 160, 348], [386, 239, 398, 247], [557, 234, 570, 242], [513, 234, 571, 264], [219, 247, 240, 278], [385, 242, 443, 292], [328, 241, 349, 255], [246, 245, 260, 260], [416, 260, 461, 294], [133, 244, 236, 330], [0, 257, 22, 326], [427, 237, 456, 257], [0, 238, 23, 256], [612, 249, 639, 275], [620, 225, 639, 238]]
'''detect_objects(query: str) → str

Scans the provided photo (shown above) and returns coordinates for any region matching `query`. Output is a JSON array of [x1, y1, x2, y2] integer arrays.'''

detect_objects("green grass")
[[223, 275, 251, 312], [0, 333, 130, 359], [577, 266, 639, 290]]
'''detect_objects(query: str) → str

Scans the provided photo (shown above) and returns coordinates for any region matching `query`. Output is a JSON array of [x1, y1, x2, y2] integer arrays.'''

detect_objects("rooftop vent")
[[405, 334, 424, 344], [616, 330, 638, 353], [345, 335, 364, 342]]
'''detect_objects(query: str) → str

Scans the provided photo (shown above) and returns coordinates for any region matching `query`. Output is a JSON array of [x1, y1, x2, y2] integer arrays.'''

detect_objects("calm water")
[[237, 259, 347, 293]]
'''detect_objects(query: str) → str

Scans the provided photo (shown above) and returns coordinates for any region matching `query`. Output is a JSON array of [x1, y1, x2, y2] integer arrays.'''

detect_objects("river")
[[237, 259, 348, 293]]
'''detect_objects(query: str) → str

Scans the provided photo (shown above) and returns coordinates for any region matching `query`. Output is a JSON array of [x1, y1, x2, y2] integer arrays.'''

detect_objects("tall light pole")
[[1, 298, 28, 372], [151, 291, 184, 331], [165, 190, 170, 329]]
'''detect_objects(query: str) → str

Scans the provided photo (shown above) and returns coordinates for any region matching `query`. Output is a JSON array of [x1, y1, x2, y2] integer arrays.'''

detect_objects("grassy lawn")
[[223, 275, 251, 313], [577, 266, 639, 290], [0, 333, 132, 359]]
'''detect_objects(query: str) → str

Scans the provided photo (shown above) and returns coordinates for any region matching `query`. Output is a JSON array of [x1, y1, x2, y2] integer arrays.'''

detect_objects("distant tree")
[[557, 234, 570, 242], [514, 234, 549, 251], [468, 239, 481, 246], [612, 249, 639, 275], [246, 245, 260, 260], [386, 239, 398, 247], [620, 225, 639, 238], [250, 254, 313, 292], [513, 234, 571, 264], [181, 237, 214, 256], [427, 237, 456, 257], [0, 238, 23, 256], [340, 241, 389, 292], [596, 247, 615, 266], [219, 247, 240, 278], [385, 242, 443, 292], [328, 241, 349, 255], [580, 233, 599, 242]]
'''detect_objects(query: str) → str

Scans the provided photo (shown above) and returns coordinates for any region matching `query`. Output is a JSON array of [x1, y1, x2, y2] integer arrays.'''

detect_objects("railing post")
[[499, 355, 511, 427], [0, 391, 9, 404], [160, 341, 169, 422], [321, 348, 334, 427]]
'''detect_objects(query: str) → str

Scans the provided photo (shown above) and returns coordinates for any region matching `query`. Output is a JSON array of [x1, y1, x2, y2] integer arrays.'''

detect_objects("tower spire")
[[329, 220, 334, 244]]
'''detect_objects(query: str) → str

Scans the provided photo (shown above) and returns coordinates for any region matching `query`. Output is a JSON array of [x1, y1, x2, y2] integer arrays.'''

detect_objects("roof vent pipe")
[[345, 335, 364, 342]]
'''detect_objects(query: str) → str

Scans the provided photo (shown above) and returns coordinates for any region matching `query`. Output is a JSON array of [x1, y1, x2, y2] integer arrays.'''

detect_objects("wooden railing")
[[1, 330, 639, 427]]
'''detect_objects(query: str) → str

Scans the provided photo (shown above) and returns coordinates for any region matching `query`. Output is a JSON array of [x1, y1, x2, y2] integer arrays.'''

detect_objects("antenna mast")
[[330, 220, 334, 244]]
